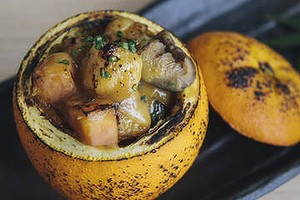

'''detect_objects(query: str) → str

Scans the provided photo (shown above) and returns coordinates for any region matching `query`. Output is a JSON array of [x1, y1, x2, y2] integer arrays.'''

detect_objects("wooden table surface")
[[1, 0, 298, 199]]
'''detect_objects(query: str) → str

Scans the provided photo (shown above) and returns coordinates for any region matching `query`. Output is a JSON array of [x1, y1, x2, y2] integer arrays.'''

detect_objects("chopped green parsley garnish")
[[119, 41, 129, 50], [85, 36, 94, 43], [95, 35, 107, 50], [117, 31, 123, 38], [118, 40, 137, 53], [85, 35, 107, 50], [108, 56, 120, 63], [128, 39, 137, 53], [100, 68, 111, 78], [141, 95, 148, 102], [57, 59, 70, 65]]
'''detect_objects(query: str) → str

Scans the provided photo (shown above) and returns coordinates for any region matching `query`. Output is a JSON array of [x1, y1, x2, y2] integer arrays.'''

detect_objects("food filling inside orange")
[[31, 16, 196, 147]]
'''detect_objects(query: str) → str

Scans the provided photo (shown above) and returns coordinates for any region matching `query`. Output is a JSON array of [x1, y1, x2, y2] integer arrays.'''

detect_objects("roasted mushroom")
[[64, 97, 118, 146], [139, 30, 196, 92]]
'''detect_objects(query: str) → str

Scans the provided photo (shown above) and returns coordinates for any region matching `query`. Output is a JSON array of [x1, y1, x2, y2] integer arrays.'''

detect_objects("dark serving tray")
[[1, 0, 300, 199]]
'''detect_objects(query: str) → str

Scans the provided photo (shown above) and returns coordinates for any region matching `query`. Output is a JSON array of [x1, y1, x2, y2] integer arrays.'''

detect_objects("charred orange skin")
[[188, 32, 300, 146], [14, 11, 208, 200], [14, 89, 207, 199]]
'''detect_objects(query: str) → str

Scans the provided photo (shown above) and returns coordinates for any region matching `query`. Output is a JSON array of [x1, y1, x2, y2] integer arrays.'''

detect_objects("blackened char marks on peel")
[[253, 80, 271, 102], [258, 62, 299, 112], [275, 80, 290, 95], [275, 79, 300, 113], [251, 62, 274, 102], [223, 61, 299, 110], [217, 37, 250, 68], [225, 67, 258, 89], [254, 90, 266, 101], [248, 61, 300, 112], [146, 108, 184, 145], [146, 102, 193, 145]]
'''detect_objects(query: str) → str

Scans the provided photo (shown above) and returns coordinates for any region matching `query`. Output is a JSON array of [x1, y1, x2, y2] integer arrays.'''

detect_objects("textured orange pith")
[[14, 10, 209, 199], [188, 31, 300, 146]]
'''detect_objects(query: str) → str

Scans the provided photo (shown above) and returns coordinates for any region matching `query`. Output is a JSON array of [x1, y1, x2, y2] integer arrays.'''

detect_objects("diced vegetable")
[[65, 98, 118, 146], [33, 52, 76, 105]]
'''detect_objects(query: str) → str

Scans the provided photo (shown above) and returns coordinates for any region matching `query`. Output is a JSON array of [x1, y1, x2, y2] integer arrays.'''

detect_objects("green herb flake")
[[84, 35, 108, 50], [128, 39, 137, 53], [108, 56, 120, 63], [85, 36, 94, 43], [117, 31, 124, 38], [95, 35, 107, 50], [100, 68, 111, 78], [95, 35, 105, 42], [140, 95, 148, 102], [57, 59, 70, 65], [119, 41, 129, 50]]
